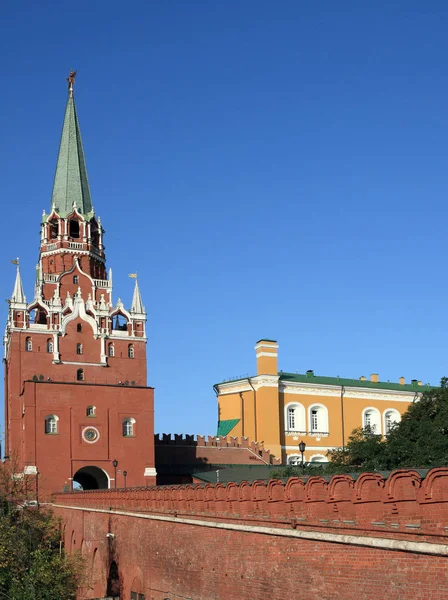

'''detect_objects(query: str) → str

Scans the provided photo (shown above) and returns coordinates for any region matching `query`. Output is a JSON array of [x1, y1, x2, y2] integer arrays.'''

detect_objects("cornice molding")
[[280, 382, 421, 403]]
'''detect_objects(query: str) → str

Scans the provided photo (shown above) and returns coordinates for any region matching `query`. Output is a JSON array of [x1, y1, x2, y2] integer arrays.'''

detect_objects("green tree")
[[380, 377, 448, 469], [0, 460, 84, 600], [326, 427, 386, 473]]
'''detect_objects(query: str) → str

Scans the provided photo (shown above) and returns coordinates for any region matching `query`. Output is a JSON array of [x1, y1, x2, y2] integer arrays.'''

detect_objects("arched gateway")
[[73, 466, 109, 490]]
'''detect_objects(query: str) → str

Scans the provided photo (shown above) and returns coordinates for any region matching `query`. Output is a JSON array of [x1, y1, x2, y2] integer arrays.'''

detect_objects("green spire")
[[50, 77, 92, 217]]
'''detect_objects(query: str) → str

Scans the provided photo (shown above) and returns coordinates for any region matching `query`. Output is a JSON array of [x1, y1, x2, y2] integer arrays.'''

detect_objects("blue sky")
[[1, 1, 448, 437]]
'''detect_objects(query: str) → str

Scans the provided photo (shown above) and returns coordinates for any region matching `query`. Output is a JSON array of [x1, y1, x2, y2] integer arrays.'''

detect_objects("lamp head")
[[298, 441, 306, 453], [112, 459, 118, 468]]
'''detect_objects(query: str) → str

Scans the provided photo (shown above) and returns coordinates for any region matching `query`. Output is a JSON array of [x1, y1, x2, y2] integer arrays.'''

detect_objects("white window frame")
[[123, 417, 135, 437], [362, 407, 382, 434], [284, 402, 306, 432], [383, 409, 401, 435], [47, 339, 53, 353], [308, 404, 329, 434], [108, 344, 114, 357], [128, 345, 135, 359], [45, 414, 59, 435], [26, 337, 32, 352], [287, 454, 302, 466]]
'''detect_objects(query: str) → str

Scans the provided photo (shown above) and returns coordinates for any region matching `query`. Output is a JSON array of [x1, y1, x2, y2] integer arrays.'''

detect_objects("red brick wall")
[[155, 434, 280, 474], [53, 468, 448, 600], [12, 380, 155, 497]]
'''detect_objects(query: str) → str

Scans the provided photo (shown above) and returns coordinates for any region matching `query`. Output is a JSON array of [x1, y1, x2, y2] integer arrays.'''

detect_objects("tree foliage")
[[0, 460, 84, 600]]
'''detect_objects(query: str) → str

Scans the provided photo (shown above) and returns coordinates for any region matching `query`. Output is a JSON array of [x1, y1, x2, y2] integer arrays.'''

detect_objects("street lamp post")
[[123, 470, 127, 489], [298, 441, 306, 475], [112, 460, 118, 489]]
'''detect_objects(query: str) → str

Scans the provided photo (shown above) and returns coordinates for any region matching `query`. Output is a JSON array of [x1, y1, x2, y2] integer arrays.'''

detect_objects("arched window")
[[384, 409, 401, 435], [76, 343, 83, 355], [287, 455, 302, 466], [49, 219, 58, 239], [128, 344, 134, 359], [362, 407, 382, 434], [69, 220, 80, 239], [86, 406, 96, 417], [122, 418, 135, 437], [308, 404, 329, 434], [112, 314, 128, 331], [77, 369, 84, 381], [108, 343, 114, 357], [46, 339, 53, 353], [73, 275, 79, 285], [284, 403, 306, 432], [310, 454, 328, 463], [77, 323, 82, 332], [45, 414, 59, 434], [25, 337, 32, 352]]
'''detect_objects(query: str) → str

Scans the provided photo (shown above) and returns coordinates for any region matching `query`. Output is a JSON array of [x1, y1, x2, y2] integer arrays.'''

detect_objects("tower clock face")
[[82, 427, 100, 443]]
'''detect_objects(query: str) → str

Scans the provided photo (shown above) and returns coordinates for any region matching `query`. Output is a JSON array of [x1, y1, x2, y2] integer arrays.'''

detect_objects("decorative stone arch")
[[110, 302, 132, 332], [284, 401, 306, 432], [73, 466, 110, 490], [66, 207, 85, 240], [60, 293, 98, 336], [308, 403, 329, 433], [309, 454, 328, 463], [362, 406, 382, 434], [48, 215, 59, 239], [27, 300, 49, 325], [287, 453, 302, 466], [383, 408, 401, 435]]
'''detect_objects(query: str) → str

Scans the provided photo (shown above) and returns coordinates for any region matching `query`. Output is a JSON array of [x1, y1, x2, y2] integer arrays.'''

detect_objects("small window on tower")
[[25, 337, 32, 352], [77, 323, 82, 332], [45, 414, 59, 435], [49, 220, 58, 239], [69, 220, 80, 239], [128, 344, 134, 359], [122, 418, 135, 437], [76, 343, 83, 355], [108, 343, 114, 357], [86, 406, 96, 417], [77, 369, 84, 381], [46, 339, 53, 353], [73, 275, 79, 285]]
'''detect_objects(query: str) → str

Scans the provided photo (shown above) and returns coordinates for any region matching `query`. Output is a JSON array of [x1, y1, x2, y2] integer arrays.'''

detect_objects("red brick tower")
[[3, 72, 156, 496]]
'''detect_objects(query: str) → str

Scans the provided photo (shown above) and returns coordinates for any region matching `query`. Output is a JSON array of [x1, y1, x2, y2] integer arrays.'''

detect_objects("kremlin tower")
[[3, 72, 156, 495]]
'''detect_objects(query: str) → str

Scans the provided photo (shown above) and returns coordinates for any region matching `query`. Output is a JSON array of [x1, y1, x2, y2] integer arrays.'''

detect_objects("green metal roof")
[[50, 92, 92, 217], [217, 419, 240, 436], [280, 372, 433, 393], [216, 372, 433, 393]]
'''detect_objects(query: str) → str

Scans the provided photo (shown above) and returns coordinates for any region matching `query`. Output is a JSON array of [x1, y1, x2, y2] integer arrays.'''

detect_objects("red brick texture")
[[54, 467, 448, 599], [155, 433, 280, 471]]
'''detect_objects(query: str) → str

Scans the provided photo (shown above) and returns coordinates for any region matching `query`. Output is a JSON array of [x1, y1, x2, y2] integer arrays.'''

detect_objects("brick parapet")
[[53, 467, 448, 542], [155, 433, 281, 466]]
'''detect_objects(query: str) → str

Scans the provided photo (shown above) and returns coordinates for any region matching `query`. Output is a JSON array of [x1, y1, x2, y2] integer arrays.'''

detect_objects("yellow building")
[[214, 339, 430, 464]]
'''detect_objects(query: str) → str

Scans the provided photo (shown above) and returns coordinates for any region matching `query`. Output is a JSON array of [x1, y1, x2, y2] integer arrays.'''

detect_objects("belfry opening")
[[73, 466, 109, 490]]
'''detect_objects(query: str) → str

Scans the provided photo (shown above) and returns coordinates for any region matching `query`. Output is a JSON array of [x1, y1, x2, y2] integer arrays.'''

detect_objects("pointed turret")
[[51, 71, 92, 217], [11, 265, 26, 305], [130, 278, 145, 315]]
